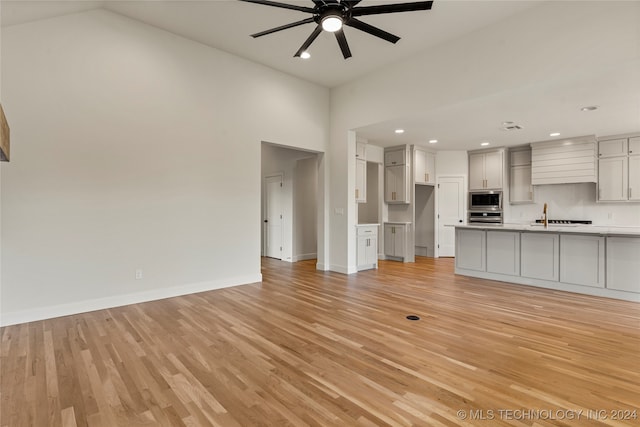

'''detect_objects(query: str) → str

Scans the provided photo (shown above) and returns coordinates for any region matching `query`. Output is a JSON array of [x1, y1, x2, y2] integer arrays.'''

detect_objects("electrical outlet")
[[607, 212, 613, 220], [135, 269, 143, 280]]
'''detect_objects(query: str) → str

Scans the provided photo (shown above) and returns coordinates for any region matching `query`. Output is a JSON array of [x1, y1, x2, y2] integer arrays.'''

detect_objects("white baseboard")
[[0, 274, 262, 327], [292, 253, 317, 262]]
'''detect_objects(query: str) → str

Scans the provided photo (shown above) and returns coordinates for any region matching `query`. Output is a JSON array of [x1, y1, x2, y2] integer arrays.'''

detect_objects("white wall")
[[328, 1, 640, 272], [294, 156, 318, 261], [508, 183, 640, 226], [1, 10, 329, 325]]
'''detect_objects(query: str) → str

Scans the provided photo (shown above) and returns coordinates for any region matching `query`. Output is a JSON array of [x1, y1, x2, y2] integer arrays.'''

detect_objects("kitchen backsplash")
[[506, 183, 640, 226]]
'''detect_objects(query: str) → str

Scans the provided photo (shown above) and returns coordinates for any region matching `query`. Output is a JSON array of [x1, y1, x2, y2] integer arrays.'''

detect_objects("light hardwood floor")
[[2, 257, 639, 426]]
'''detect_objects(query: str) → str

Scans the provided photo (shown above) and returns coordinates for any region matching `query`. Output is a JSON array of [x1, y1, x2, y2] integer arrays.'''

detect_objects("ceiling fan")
[[239, 0, 434, 59]]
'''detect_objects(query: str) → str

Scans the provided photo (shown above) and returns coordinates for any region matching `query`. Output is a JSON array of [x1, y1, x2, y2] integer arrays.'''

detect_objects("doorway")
[[436, 176, 465, 257], [264, 174, 283, 259], [261, 143, 320, 263]]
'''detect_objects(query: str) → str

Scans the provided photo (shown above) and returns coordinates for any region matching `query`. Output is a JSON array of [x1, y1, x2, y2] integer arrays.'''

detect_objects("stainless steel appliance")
[[468, 210, 503, 224], [469, 190, 502, 211]]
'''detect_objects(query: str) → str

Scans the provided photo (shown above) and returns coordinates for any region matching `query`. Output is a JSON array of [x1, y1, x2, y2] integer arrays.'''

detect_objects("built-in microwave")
[[469, 191, 502, 211]]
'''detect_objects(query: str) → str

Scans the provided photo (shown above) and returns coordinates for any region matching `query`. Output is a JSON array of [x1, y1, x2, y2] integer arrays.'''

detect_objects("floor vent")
[[406, 315, 420, 321]]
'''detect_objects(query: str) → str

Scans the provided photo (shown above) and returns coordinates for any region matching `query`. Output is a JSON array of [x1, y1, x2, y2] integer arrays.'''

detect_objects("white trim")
[[292, 253, 317, 262], [316, 262, 328, 271], [0, 274, 262, 327]]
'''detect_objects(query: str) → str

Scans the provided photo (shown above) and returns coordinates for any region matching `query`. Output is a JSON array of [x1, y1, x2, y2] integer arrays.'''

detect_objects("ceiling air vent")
[[501, 124, 523, 131]]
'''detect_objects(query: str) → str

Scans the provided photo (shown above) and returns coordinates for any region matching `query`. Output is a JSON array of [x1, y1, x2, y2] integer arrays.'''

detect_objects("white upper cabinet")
[[385, 165, 409, 203], [356, 141, 367, 159], [598, 138, 628, 157], [384, 146, 410, 204], [629, 136, 640, 155], [385, 147, 408, 166], [597, 134, 640, 202], [414, 148, 435, 185], [469, 149, 504, 190], [599, 157, 628, 201], [509, 147, 533, 204]]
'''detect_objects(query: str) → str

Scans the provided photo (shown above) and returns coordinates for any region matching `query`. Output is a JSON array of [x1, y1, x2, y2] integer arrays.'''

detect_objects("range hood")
[[530, 135, 596, 185]]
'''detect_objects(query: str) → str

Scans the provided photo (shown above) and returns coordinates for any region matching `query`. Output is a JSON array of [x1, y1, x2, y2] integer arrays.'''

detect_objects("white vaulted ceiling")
[[2, 0, 639, 150]]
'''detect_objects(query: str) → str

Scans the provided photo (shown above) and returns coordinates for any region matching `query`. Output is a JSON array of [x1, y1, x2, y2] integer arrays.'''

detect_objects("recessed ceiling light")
[[580, 105, 599, 111], [394, 129, 405, 134], [429, 139, 438, 144], [480, 142, 490, 146], [550, 132, 561, 137], [502, 121, 514, 126], [300, 51, 311, 59]]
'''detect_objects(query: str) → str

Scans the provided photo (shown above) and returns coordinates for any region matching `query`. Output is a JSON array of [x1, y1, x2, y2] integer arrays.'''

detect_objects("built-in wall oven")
[[468, 191, 503, 224]]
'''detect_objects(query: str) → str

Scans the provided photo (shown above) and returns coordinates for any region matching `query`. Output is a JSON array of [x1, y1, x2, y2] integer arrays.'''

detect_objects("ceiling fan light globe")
[[322, 16, 343, 32]]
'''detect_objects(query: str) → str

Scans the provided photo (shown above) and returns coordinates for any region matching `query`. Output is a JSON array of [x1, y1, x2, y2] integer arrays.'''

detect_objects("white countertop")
[[384, 221, 412, 225], [356, 223, 380, 227], [454, 223, 640, 237]]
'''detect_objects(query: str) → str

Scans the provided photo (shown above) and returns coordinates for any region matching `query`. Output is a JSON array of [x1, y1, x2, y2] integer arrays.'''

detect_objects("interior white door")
[[437, 176, 465, 257], [265, 175, 283, 259]]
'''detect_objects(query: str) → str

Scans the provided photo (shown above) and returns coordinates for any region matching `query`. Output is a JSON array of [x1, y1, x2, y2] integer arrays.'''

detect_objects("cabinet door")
[[455, 228, 486, 271], [414, 149, 426, 184], [521, 233, 559, 281], [357, 235, 368, 267], [559, 235, 605, 288], [510, 165, 533, 203], [629, 137, 640, 155], [629, 156, 640, 201], [606, 237, 640, 293], [484, 150, 503, 189], [366, 236, 378, 265], [384, 225, 394, 256], [355, 158, 366, 203], [356, 142, 366, 159], [598, 138, 628, 157], [393, 225, 406, 258], [425, 152, 435, 185], [385, 149, 406, 166], [468, 153, 486, 190], [598, 157, 628, 201], [385, 165, 408, 203], [510, 149, 531, 166], [487, 231, 520, 275]]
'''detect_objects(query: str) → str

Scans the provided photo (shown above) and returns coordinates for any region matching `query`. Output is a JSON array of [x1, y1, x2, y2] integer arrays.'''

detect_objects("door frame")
[[435, 175, 466, 258], [263, 173, 284, 259]]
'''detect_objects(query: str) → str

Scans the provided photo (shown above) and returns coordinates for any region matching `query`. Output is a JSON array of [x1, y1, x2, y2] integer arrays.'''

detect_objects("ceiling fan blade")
[[251, 17, 315, 38], [294, 24, 323, 57], [346, 18, 400, 44], [342, 0, 363, 6], [238, 0, 315, 14], [352, 1, 433, 16], [335, 29, 352, 59]]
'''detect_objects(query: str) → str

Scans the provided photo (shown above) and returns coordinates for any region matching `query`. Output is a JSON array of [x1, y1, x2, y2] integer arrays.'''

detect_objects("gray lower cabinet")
[[559, 234, 605, 288], [455, 228, 485, 271], [486, 231, 520, 275], [384, 223, 408, 260], [606, 237, 640, 292], [520, 232, 559, 281]]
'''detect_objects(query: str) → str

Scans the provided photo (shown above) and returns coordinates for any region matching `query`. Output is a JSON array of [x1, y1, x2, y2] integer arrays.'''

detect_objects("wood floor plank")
[[2, 257, 639, 426]]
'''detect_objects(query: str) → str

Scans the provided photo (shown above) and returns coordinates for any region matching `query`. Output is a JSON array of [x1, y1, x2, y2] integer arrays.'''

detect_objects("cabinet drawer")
[[357, 226, 378, 236]]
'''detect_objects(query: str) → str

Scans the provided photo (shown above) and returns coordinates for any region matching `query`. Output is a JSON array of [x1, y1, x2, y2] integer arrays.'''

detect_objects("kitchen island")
[[454, 223, 640, 302]]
